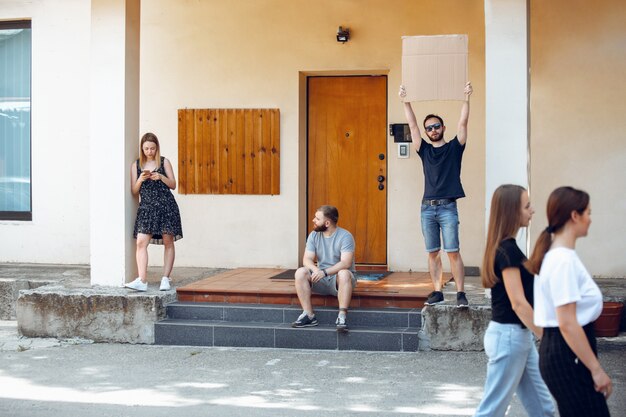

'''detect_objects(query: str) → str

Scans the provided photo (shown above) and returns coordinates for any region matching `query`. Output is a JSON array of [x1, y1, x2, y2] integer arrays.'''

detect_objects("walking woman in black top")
[[474, 184, 554, 417]]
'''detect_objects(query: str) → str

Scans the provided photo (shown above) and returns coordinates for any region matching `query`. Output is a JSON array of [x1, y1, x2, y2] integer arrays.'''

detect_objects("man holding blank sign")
[[399, 81, 472, 307]]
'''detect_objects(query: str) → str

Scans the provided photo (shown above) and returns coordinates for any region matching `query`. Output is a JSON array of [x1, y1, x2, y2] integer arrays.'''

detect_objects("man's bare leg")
[[336, 270, 353, 311], [427, 250, 444, 291], [335, 270, 353, 330], [294, 267, 314, 315], [447, 251, 465, 292]]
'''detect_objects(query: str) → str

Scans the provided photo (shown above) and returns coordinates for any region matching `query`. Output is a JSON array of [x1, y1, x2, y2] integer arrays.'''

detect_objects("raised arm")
[[456, 81, 473, 145], [399, 85, 422, 154]]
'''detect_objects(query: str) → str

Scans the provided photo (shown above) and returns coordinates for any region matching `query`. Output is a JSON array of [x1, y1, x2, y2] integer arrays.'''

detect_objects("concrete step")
[[154, 302, 422, 351], [155, 319, 419, 351]]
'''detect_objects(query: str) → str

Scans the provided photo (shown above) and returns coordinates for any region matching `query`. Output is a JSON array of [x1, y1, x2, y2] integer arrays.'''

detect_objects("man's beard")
[[429, 133, 444, 142], [314, 224, 328, 232]]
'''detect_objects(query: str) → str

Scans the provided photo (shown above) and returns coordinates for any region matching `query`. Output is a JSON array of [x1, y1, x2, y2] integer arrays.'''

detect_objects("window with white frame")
[[0, 20, 31, 220]]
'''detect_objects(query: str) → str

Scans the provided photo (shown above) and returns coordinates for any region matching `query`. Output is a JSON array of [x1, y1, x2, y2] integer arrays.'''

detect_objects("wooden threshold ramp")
[[176, 268, 450, 309]]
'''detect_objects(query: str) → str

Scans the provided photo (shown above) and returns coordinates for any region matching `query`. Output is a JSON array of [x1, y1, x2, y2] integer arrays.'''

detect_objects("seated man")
[[292, 205, 357, 330]]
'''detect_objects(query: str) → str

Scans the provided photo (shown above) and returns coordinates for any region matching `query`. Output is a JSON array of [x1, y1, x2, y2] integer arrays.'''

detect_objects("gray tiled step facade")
[[154, 302, 422, 352], [165, 302, 423, 328]]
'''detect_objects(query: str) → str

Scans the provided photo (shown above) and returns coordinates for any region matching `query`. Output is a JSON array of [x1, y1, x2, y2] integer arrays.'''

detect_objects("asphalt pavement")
[[0, 320, 624, 417]]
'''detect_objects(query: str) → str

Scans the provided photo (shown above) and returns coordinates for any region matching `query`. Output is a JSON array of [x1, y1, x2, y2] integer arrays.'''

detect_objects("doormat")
[[269, 269, 392, 281], [269, 269, 297, 279], [356, 271, 392, 281]]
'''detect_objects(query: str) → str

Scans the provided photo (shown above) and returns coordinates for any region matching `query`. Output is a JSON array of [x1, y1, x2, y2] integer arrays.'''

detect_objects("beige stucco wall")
[[140, 0, 486, 271], [529, 0, 626, 277], [0, 0, 91, 264], [3, 0, 625, 277]]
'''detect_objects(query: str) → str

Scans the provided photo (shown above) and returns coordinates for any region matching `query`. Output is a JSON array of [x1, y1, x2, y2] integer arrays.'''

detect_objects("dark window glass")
[[0, 20, 31, 220]]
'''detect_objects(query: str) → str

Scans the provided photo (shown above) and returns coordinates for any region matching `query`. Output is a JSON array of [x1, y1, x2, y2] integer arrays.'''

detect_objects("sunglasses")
[[425, 123, 442, 132]]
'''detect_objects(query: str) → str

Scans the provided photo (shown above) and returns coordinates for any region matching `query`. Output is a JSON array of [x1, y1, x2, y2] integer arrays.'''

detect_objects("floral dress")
[[133, 157, 183, 244]]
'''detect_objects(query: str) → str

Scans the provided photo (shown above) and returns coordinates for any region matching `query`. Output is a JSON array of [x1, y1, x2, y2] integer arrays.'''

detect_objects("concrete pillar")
[[484, 0, 530, 252], [89, 0, 140, 286]]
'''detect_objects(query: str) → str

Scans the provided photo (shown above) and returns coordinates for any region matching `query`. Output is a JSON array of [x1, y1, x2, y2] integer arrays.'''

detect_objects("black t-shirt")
[[491, 238, 534, 327], [417, 136, 465, 200]]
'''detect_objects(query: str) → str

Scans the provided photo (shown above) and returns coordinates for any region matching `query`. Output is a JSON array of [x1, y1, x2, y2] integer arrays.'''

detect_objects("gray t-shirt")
[[305, 227, 356, 273]]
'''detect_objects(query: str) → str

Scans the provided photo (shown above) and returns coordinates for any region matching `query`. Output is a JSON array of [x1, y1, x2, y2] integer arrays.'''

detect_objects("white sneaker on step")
[[159, 276, 171, 291], [125, 277, 148, 292]]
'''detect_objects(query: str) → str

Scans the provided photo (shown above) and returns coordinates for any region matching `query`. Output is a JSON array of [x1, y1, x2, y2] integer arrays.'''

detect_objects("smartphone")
[[142, 170, 151, 175]]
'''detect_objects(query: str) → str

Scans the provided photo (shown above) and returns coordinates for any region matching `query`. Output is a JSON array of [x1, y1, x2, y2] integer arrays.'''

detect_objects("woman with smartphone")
[[125, 132, 183, 292]]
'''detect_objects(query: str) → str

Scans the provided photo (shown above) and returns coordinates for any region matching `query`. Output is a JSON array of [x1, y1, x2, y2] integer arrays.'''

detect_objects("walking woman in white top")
[[473, 185, 554, 417], [527, 186, 612, 417]]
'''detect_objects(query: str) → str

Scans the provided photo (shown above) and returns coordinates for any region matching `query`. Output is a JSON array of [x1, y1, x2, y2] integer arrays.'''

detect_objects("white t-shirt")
[[534, 247, 603, 327]]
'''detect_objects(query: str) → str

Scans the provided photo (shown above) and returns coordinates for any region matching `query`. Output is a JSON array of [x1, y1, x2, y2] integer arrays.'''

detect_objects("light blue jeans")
[[474, 321, 555, 417]]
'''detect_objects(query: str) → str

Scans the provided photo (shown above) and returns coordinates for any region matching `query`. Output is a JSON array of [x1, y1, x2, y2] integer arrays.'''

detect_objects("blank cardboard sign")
[[401, 35, 468, 102]]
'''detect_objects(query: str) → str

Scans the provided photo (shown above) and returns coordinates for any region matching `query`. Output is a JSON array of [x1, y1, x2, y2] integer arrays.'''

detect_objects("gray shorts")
[[311, 271, 357, 296]]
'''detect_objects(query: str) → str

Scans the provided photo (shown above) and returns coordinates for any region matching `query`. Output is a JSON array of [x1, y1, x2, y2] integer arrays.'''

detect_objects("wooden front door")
[[307, 76, 387, 265]]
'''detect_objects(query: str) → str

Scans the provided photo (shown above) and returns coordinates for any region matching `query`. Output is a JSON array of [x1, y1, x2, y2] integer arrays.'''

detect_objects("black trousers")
[[539, 323, 611, 417]]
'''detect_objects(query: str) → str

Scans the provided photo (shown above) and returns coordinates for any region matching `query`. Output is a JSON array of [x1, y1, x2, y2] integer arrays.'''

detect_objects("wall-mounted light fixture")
[[337, 26, 350, 43]]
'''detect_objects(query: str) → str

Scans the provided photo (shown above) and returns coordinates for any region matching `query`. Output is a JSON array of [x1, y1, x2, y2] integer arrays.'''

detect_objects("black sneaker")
[[456, 292, 469, 308], [425, 291, 444, 305], [292, 312, 319, 328]]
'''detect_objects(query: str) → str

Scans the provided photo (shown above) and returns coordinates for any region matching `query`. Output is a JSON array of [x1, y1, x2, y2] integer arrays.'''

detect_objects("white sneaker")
[[125, 277, 148, 292], [159, 276, 171, 291], [335, 315, 347, 330]]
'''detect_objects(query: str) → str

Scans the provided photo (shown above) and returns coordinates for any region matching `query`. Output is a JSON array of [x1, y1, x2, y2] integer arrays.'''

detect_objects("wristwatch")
[[323, 269, 328, 277]]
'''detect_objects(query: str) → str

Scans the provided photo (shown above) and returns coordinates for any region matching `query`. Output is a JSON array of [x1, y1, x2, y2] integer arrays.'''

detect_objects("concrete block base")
[[17, 286, 176, 344], [420, 304, 491, 351], [0, 279, 54, 320]]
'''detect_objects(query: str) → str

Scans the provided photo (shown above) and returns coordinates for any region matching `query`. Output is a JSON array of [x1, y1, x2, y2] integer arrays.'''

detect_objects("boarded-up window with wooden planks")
[[178, 108, 280, 195]]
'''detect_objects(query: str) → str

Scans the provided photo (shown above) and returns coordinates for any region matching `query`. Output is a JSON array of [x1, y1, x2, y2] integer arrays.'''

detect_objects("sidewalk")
[[1, 264, 625, 416], [1, 319, 625, 417]]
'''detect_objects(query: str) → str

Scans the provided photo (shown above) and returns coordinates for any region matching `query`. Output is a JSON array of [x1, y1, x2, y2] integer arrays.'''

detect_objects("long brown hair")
[[139, 132, 162, 170], [482, 184, 526, 288], [525, 186, 590, 274]]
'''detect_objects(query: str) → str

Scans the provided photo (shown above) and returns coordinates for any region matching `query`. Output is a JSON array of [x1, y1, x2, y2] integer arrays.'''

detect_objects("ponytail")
[[525, 186, 589, 274], [525, 230, 552, 274]]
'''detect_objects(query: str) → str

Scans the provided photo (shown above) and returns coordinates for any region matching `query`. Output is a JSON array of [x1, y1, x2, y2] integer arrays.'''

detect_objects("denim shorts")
[[420, 200, 460, 252]]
